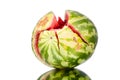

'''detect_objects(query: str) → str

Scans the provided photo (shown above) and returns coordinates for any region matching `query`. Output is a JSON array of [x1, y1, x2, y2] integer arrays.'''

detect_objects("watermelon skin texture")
[[38, 68, 91, 80], [32, 10, 98, 69]]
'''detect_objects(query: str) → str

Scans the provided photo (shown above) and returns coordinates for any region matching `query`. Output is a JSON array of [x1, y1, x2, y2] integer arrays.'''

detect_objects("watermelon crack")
[[50, 12, 89, 46], [67, 24, 89, 45], [54, 31, 60, 49], [34, 30, 44, 58]]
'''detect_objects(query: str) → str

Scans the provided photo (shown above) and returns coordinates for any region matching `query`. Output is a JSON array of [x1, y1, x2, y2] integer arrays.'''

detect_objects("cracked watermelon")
[[38, 68, 91, 80], [32, 10, 98, 68]]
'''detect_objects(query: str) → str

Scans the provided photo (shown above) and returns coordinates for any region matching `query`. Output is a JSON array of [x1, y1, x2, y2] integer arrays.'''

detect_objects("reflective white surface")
[[0, 0, 120, 80]]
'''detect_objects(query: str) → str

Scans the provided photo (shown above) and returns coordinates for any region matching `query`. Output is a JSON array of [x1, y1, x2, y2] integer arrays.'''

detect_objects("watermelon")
[[38, 68, 91, 80], [32, 10, 98, 68]]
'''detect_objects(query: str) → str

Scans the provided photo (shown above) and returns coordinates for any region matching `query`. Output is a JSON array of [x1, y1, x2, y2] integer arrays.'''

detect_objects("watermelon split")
[[32, 10, 98, 68]]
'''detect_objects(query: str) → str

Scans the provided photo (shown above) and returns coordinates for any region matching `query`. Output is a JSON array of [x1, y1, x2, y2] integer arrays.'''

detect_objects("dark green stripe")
[[40, 43, 49, 62], [72, 19, 89, 25]]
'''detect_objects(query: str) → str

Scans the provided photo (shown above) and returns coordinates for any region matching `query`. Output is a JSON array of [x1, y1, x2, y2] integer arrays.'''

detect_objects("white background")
[[0, 0, 120, 80]]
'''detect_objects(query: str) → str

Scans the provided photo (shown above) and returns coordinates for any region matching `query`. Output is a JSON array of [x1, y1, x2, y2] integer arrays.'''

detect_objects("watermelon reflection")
[[38, 68, 91, 80]]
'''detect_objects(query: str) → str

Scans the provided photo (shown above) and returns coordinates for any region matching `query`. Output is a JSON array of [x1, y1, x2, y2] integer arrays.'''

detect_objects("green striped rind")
[[38, 69, 91, 80]]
